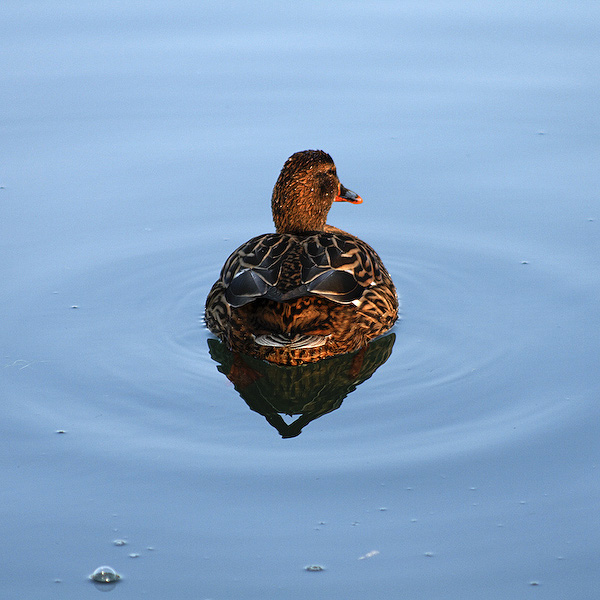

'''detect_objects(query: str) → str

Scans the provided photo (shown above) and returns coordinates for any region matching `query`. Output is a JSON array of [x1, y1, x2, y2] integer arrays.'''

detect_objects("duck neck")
[[271, 189, 330, 234]]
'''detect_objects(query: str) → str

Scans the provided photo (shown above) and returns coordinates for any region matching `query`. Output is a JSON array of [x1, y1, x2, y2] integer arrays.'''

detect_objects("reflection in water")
[[208, 333, 395, 437]]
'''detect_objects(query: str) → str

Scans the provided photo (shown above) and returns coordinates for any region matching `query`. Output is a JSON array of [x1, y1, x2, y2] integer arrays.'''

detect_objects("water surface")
[[2, 1, 599, 598]]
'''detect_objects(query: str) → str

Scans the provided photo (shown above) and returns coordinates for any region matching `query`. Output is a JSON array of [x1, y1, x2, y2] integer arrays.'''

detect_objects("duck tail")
[[253, 333, 330, 349]]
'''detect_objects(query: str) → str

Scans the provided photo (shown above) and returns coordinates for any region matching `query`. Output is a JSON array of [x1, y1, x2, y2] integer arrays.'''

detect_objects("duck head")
[[271, 150, 362, 234]]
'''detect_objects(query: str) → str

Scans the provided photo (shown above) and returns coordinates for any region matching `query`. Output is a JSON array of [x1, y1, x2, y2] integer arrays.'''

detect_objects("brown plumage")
[[205, 149, 398, 365]]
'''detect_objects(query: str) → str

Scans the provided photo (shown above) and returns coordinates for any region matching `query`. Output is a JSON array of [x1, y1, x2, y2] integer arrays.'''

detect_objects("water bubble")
[[89, 566, 121, 583], [304, 564, 325, 572], [113, 539, 127, 546]]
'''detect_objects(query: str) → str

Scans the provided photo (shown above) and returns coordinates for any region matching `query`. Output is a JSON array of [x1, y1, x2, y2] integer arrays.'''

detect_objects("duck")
[[205, 149, 398, 366]]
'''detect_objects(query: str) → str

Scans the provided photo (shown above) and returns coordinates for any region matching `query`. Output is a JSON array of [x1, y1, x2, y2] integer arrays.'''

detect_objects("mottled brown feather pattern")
[[205, 150, 398, 365]]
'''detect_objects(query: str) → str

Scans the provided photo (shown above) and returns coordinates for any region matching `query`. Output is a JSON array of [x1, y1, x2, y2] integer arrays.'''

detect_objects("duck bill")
[[335, 184, 363, 204]]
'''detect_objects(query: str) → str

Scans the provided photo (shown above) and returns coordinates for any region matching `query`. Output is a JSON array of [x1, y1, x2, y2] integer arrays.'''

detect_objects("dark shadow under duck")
[[207, 332, 396, 437], [205, 150, 398, 365]]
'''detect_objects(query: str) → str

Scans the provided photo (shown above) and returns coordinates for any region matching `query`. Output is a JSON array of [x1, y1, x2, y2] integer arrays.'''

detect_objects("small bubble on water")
[[358, 550, 380, 560], [55, 430, 66, 434], [129, 553, 140, 558], [113, 539, 127, 546], [424, 552, 434, 557], [89, 566, 121, 583], [378, 507, 388, 512], [70, 305, 79, 309], [529, 580, 540, 586], [521, 261, 529, 265], [304, 565, 325, 572]]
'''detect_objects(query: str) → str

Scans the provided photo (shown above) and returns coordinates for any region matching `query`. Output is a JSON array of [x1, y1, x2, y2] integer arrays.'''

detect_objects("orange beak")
[[335, 184, 363, 204]]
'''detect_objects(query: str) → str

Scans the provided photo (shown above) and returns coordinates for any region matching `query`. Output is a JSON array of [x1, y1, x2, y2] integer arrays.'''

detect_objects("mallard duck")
[[205, 149, 398, 365]]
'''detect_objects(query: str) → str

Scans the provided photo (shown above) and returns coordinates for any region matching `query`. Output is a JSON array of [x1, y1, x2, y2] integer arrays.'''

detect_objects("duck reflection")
[[207, 332, 395, 438]]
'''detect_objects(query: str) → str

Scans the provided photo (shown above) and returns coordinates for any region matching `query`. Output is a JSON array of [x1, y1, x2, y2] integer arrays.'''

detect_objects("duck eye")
[[317, 172, 335, 197]]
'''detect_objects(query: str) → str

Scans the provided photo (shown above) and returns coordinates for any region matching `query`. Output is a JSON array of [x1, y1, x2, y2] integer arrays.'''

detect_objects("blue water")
[[2, 1, 599, 598]]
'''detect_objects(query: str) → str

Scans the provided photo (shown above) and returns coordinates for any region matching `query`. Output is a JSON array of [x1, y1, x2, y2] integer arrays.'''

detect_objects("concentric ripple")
[[4, 224, 594, 470]]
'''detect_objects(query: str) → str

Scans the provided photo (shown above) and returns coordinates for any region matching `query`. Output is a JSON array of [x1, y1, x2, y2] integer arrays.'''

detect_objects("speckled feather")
[[205, 150, 398, 365]]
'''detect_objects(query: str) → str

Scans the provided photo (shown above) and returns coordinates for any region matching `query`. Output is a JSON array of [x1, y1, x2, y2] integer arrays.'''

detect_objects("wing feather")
[[220, 232, 383, 307]]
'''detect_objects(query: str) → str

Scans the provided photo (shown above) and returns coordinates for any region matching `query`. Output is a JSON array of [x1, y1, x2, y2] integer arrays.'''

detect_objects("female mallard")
[[205, 150, 398, 366]]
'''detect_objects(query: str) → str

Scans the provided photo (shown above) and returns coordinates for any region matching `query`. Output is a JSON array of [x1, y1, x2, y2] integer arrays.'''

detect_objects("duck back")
[[205, 231, 398, 365]]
